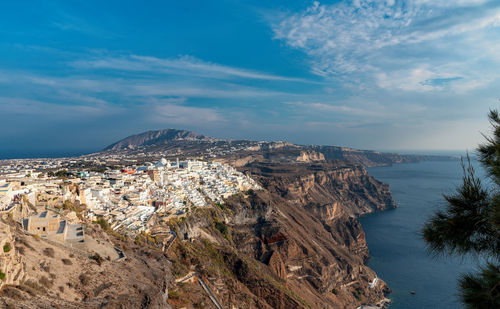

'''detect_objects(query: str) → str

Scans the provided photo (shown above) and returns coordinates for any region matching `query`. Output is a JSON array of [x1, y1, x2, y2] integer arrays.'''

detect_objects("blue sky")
[[1, 0, 500, 156]]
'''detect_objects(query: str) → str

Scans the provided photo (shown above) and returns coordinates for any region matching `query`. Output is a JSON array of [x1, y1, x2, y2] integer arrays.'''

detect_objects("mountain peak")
[[103, 129, 217, 151]]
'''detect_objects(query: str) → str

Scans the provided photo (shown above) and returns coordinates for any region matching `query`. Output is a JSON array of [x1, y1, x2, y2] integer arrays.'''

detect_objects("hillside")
[[0, 157, 395, 308], [103, 129, 217, 151], [0, 218, 172, 308], [167, 160, 394, 308]]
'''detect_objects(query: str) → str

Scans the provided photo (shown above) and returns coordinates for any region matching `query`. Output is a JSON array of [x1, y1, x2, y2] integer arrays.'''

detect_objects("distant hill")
[[103, 129, 217, 151], [102, 128, 457, 167], [306, 145, 457, 167]]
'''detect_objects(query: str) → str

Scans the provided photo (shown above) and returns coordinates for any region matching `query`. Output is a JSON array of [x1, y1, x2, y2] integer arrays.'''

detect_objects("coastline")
[[360, 160, 476, 308], [357, 298, 392, 309]]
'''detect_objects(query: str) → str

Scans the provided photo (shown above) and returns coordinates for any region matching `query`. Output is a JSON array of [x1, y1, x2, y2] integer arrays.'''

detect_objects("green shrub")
[[0, 270, 6, 280], [214, 202, 226, 210], [3, 243, 11, 253], [133, 232, 159, 247], [55, 170, 68, 178], [22, 280, 46, 295], [0, 286, 25, 300], [214, 221, 228, 238], [168, 290, 181, 299], [38, 276, 52, 288], [63, 200, 72, 210], [95, 218, 110, 231], [79, 273, 90, 285], [172, 261, 189, 277], [90, 253, 103, 266], [42, 247, 55, 258]]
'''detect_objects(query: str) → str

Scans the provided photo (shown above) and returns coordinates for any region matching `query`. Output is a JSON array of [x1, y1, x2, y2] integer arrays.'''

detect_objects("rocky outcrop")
[[296, 150, 325, 163], [268, 251, 287, 280], [0, 223, 27, 288]]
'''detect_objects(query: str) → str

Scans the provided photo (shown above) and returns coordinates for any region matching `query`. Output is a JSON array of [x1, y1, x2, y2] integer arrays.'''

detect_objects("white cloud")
[[286, 98, 427, 122], [414, 0, 489, 7], [126, 82, 287, 98], [0, 97, 115, 117], [72, 54, 307, 82], [286, 100, 393, 118], [0, 69, 292, 99], [375, 68, 454, 91], [272, 0, 500, 92], [152, 101, 223, 125]]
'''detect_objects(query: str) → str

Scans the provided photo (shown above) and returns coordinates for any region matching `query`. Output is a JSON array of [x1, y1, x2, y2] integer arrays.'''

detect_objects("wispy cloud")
[[0, 97, 115, 117], [286, 101, 393, 118], [0, 53, 300, 136], [0, 93, 224, 131], [272, 0, 500, 92], [72, 54, 309, 82], [149, 98, 224, 126], [0, 67, 293, 99], [49, 9, 118, 39], [285, 98, 427, 122]]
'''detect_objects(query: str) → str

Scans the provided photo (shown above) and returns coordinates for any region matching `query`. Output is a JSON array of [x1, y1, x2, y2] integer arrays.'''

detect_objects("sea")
[[0, 150, 95, 160], [360, 159, 484, 308]]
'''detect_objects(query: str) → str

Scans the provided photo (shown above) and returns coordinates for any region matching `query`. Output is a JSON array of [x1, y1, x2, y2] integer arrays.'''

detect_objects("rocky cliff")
[[241, 162, 395, 219], [307, 145, 455, 167], [169, 159, 394, 308]]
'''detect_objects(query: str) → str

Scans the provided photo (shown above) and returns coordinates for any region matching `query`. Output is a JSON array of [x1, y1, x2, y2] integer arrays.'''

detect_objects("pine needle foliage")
[[423, 110, 500, 308]]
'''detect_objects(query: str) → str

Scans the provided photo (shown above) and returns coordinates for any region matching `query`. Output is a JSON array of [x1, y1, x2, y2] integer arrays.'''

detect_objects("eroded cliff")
[[168, 159, 394, 308]]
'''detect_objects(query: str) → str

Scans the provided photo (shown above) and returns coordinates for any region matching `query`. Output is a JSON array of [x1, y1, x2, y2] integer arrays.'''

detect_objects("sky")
[[1, 0, 500, 157]]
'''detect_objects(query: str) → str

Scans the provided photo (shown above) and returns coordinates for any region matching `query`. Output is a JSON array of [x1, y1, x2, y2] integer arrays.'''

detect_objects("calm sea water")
[[0, 150, 94, 160], [361, 160, 481, 309]]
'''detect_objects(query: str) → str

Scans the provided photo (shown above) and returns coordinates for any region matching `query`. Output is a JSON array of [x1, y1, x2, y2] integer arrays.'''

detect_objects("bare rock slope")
[[169, 159, 394, 308]]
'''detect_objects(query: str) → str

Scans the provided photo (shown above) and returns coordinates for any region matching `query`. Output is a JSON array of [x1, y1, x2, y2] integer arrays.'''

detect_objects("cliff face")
[[242, 162, 395, 219], [308, 145, 454, 167], [171, 160, 394, 308]]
